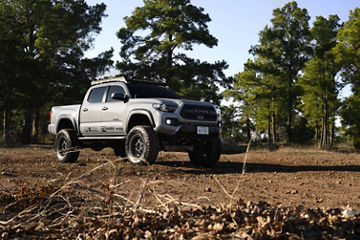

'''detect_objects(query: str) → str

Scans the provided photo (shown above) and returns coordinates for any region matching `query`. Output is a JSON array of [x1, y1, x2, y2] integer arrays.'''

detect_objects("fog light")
[[165, 118, 179, 126]]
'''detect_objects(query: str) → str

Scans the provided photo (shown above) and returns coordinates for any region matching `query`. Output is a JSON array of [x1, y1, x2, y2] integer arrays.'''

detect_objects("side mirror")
[[111, 92, 126, 101]]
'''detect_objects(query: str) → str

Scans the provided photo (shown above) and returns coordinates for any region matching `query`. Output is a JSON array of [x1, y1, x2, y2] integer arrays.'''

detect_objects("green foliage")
[[341, 95, 360, 149], [299, 15, 341, 148], [0, 0, 113, 144], [335, 8, 360, 149], [334, 8, 360, 93], [291, 116, 315, 145], [220, 105, 253, 143], [252, 1, 312, 143], [228, 1, 312, 143], [116, 0, 232, 104]]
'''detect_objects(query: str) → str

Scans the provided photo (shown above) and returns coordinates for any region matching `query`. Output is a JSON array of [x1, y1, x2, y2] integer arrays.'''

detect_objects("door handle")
[[82, 108, 88, 112], [102, 107, 108, 111]]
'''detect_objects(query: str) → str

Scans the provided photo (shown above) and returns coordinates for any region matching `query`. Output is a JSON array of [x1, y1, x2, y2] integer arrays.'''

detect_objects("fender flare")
[[56, 115, 78, 133], [126, 109, 155, 133]]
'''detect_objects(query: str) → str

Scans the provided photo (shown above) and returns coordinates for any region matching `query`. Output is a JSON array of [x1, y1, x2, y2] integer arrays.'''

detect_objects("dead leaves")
[[1, 184, 360, 239]]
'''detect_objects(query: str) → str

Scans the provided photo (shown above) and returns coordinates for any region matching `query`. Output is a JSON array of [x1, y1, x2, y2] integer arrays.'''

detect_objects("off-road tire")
[[125, 125, 159, 165], [114, 140, 127, 158], [55, 129, 80, 163], [188, 137, 221, 167]]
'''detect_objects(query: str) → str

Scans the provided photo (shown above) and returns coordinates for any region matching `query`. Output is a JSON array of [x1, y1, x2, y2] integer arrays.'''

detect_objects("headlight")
[[215, 106, 221, 116], [215, 106, 222, 122], [152, 103, 178, 112]]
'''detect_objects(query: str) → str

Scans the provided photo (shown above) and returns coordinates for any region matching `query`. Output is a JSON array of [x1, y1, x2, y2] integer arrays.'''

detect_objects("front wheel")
[[125, 125, 159, 165], [55, 129, 80, 163], [188, 137, 221, 167], [113, 140, 127, 158]]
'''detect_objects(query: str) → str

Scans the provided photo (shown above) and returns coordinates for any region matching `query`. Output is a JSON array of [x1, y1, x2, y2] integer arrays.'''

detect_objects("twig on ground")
[[0, 205, 37, 225], [134, 178, 149, 210], [156, 193, 202, 209], [214, 176, 235, 200], [242, 137, 252, 175], [152, 187, 170, 211]]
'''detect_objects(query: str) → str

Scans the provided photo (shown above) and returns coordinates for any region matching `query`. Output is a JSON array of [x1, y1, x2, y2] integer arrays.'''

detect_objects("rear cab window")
[[106, 85, 126, 102]]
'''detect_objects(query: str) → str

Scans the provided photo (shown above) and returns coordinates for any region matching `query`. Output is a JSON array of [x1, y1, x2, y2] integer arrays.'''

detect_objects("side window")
[[87, 87, 106, 103], [106, 86, 125, 102]]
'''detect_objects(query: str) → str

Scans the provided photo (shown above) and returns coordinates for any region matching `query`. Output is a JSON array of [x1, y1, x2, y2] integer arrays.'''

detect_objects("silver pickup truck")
[[48, 77, 222, 167]]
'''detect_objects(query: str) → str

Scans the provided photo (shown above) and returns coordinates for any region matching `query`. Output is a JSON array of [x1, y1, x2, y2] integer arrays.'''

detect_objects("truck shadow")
[[157, 161, 360, 175]]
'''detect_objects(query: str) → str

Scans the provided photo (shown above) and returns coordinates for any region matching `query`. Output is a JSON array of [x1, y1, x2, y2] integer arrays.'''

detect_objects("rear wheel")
[[55, 129, 80, 163], [188, 137, 221, 167], [125, 125, 159, 165]]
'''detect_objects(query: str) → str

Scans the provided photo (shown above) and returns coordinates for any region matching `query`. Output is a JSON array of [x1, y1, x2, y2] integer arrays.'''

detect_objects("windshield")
[[127, 83, 181, 99]]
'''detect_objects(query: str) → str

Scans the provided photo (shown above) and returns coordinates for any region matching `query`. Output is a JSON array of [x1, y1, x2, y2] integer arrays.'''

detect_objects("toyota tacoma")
[[48, 77, 222, 167]]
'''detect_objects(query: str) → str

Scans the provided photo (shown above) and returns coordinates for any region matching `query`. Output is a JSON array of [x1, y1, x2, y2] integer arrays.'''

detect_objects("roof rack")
[[91, 76, 127, 86], [126, 79, 167, 86], [91, 76, 168, 87]]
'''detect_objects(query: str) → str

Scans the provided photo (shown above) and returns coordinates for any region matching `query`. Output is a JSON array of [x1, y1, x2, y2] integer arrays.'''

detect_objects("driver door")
[[100, 85, 127, 136]]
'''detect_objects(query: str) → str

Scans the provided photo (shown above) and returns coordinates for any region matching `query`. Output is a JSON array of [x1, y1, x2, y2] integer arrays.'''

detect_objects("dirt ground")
[[2, 146, 360, 239], [1, 145, 360, 210]]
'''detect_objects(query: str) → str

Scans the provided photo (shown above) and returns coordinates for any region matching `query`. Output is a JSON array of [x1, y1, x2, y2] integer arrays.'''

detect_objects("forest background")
[[1, 0, 360, 150]]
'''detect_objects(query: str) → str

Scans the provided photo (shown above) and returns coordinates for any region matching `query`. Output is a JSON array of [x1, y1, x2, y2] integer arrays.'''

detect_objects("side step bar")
[[78, 136, 126, 140]]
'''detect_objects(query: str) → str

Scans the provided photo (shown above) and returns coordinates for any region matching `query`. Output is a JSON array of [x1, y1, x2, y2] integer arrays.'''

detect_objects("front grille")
[[180, 104, 217, 121]]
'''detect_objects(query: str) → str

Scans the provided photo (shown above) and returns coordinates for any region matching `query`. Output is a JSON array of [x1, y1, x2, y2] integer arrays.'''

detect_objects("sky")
[[85, 0, 359, 80]]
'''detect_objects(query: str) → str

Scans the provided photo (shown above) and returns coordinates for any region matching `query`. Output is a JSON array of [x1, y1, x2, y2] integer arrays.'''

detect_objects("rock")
[[205, 187, 212, 192], [154, 176, 159, 181]]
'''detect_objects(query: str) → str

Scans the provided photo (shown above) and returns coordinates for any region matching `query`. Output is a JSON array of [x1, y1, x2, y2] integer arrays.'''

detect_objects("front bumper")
[[176, 125, 220, 135], [153, 113, 220, 136]]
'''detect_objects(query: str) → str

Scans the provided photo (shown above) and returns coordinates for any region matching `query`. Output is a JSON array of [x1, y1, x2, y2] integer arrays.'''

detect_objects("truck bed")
[[48, 104, 81, 134]]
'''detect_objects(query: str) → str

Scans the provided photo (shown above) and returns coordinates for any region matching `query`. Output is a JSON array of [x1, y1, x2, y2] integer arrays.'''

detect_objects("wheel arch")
[[126, 110, 155, 133], [56, 117, 77, 133]]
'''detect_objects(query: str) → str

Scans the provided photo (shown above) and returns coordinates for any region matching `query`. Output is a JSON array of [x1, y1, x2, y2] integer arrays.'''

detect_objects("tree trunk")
[[323, 100, 329, 149], [272, 110, 277, 143], [320, 119, 325, 148], [246, 118, 251, 142], [314, 122, 319, 147], [267, 107, 271, 144], [166, 34, 174, 83], [286, 90, 293, 143], [21, 110, 33, 144], [330, 117, 335, 150], [32, 108, 40, 143], [285, 72, 294, 143], [3, 108, 11, 146]]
